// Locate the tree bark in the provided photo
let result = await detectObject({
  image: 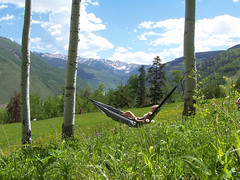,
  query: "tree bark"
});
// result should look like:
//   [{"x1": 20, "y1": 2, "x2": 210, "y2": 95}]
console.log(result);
[
  {"x1": 62, "y1": 0, "x2": 81, "y2": 138},
  {"x1": 21, "y1": 0, "x2": 32, "y2": 144},
  {"x1": 183, "y1": 0, "x2": 196, "y2": 116}
]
